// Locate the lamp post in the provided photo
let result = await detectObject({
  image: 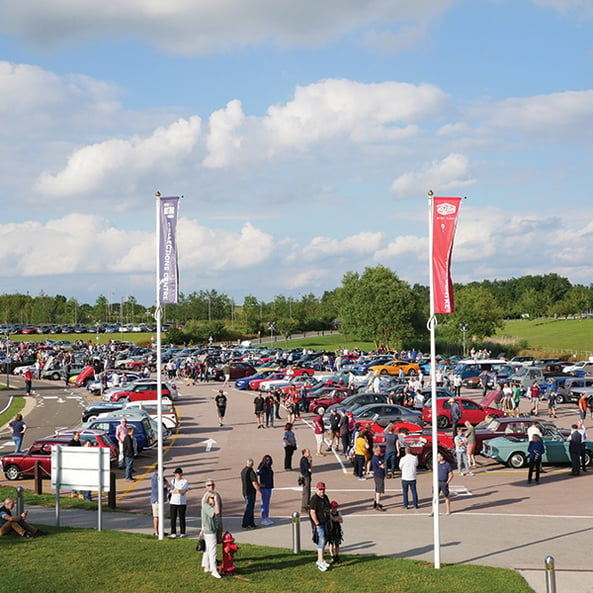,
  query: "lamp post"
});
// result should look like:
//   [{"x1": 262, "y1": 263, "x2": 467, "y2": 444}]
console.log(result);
[{"x1": 459, "y1": 323, "x2": 468, "y2": 357}]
